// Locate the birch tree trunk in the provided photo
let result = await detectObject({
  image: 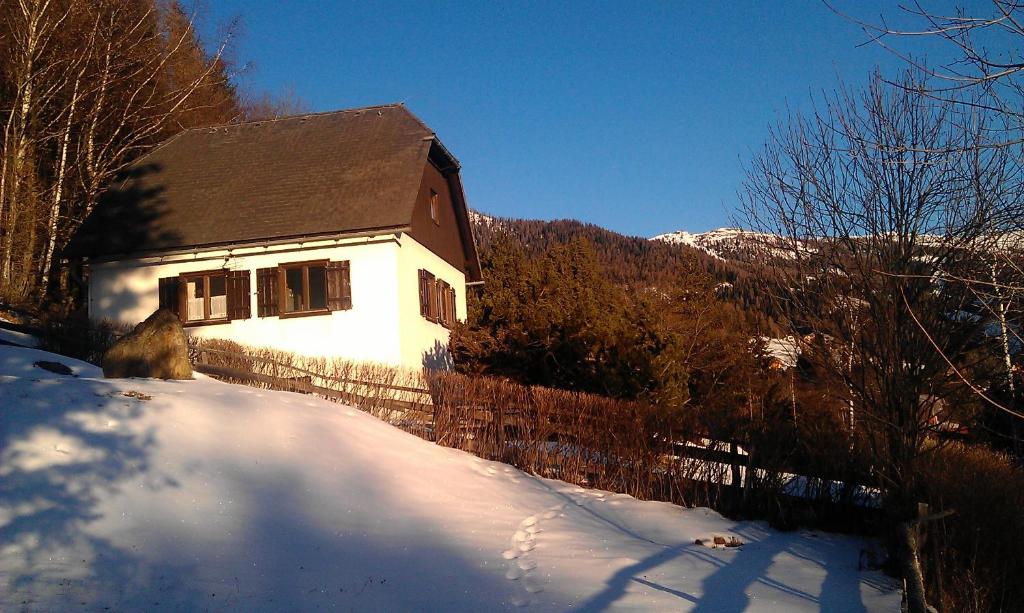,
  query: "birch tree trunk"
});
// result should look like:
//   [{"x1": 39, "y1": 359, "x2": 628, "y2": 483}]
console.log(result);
[{"x1": 40, "y1": 70, "x2": 83, "y2": 290}]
